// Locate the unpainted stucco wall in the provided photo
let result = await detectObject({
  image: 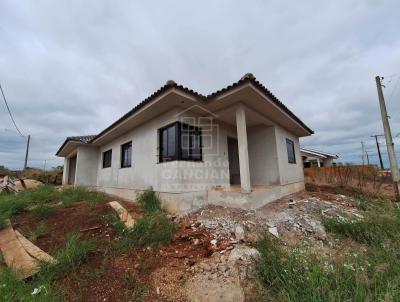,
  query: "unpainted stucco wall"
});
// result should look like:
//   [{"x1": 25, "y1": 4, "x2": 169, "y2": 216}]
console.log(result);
[
  {"x1": 275, "y1": 125, "x2": 304, "y2": 185},
  {"x1": 96, "y1": 108, "x2": 237, "y2": 193},
  {"x1": 247, "y1": 125, "x2": 280, "y2": 185},
  {"x1": 75, "y1": 146, "x2": 99, "y2": 186}
]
